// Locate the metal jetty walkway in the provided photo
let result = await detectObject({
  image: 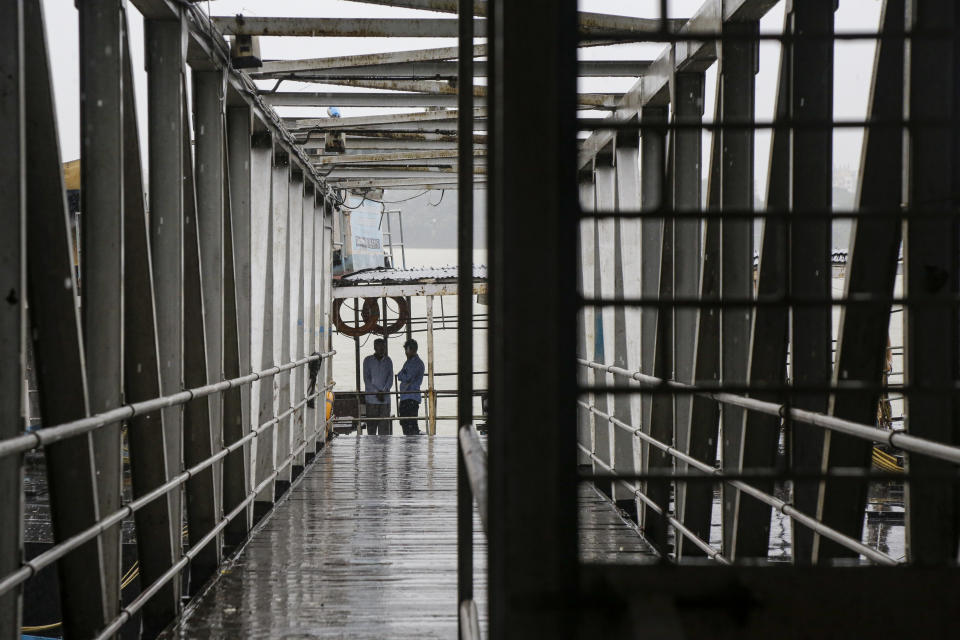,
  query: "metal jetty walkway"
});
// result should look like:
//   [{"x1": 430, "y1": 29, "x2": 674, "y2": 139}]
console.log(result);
[{"x1": 165, "y1": 437, "x2": 650, "y2": 639}]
